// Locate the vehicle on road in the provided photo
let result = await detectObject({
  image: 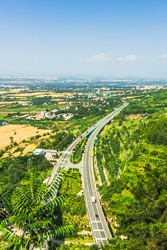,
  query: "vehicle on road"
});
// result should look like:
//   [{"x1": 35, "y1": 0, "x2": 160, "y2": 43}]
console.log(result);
[
  {"x1": 91, "y1": 196, "x2": 96, "y2": 203},
  {"x1": 80, "y1": 135, "x2": 82, "y2": 138},
  {"x1": 95, "y1": 214, "x2": 98, "y2": 218}
]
